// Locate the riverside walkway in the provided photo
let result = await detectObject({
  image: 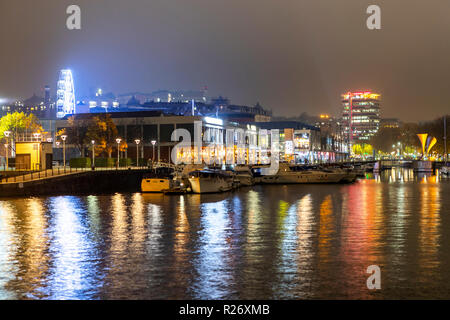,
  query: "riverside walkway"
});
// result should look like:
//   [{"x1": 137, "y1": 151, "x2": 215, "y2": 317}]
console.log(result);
[
  {"x1": 0, "y1": 162, "x2": 174, "y2": 185},
  {"x1": 0, "y1": 166, "x2": 151, "y2": 184},
  {"x1": 0, "y1": 166, "x2": 158, "y2": 197}
]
